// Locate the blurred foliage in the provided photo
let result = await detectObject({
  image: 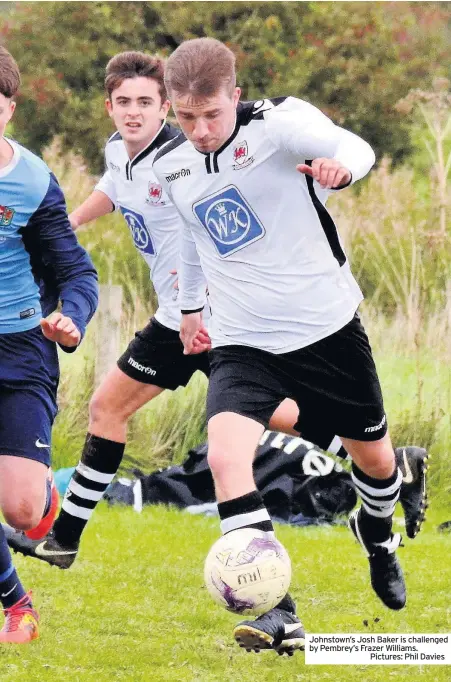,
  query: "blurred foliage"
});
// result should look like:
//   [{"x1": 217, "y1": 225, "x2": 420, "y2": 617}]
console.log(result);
[{"x1": 0, "y1": 1, "x2": 449, "y2": 172}]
